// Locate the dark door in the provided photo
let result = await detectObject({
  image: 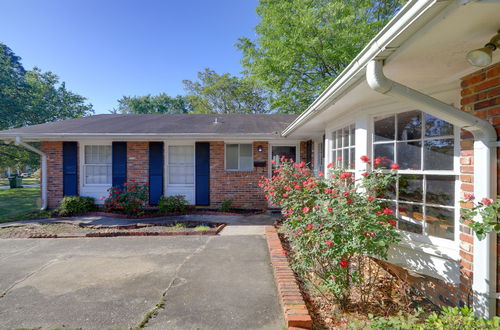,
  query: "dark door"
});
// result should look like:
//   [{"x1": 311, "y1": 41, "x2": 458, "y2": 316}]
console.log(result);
[
  {"x1": 149, "y1": 142, "x2": 164, "y2": 205},
  {"x1": 195, "y1": 142, "x2": 210, "y2": 205}
]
